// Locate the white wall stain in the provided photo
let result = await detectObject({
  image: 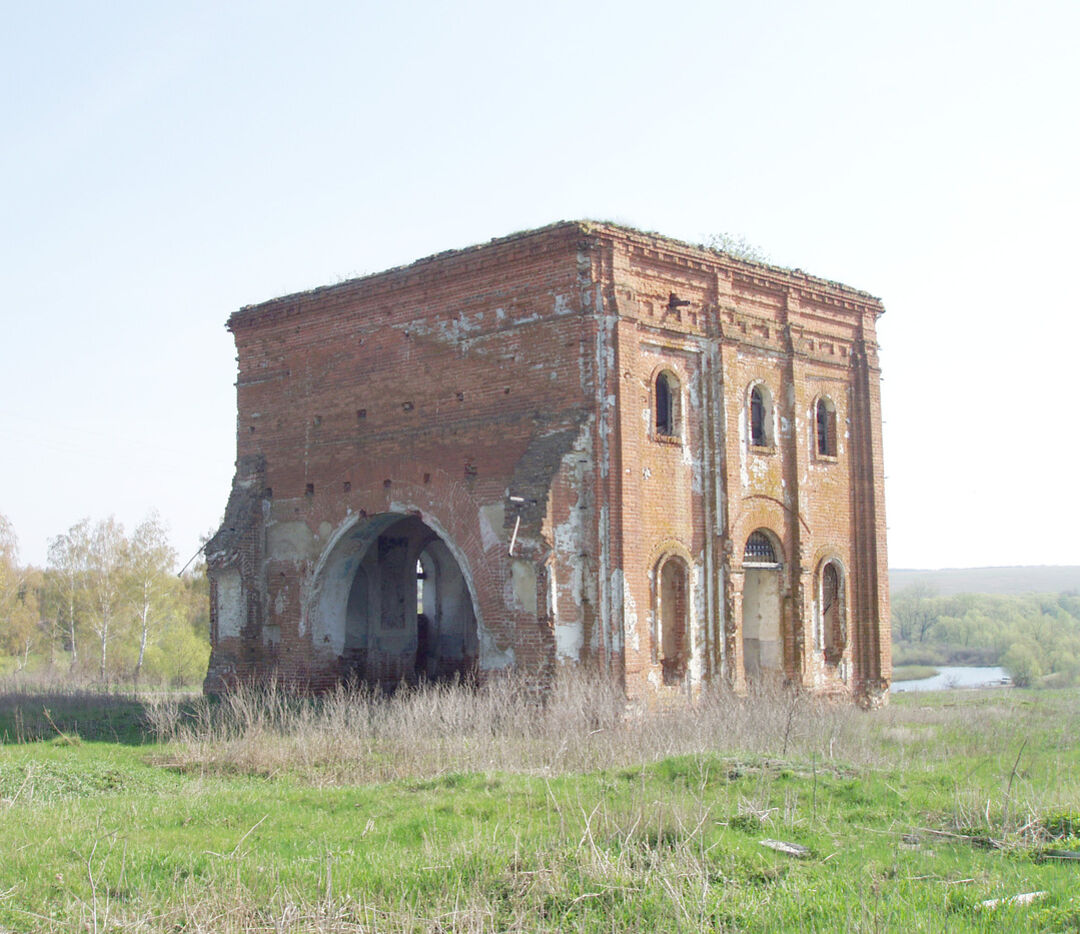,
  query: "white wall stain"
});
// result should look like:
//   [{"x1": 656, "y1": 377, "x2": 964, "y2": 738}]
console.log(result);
[{"x1": 622, "y1": 572, "x2": 639, "y2": 652}]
